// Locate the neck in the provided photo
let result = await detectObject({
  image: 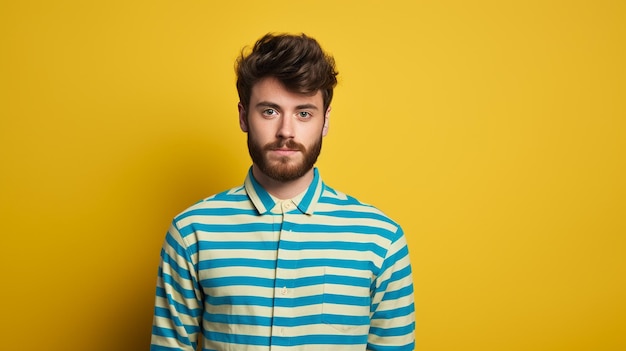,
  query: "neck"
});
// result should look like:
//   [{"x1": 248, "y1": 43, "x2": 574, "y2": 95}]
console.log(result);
[{"x1": 252, "y1": 165, "x2": 314, "y2": 200}]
